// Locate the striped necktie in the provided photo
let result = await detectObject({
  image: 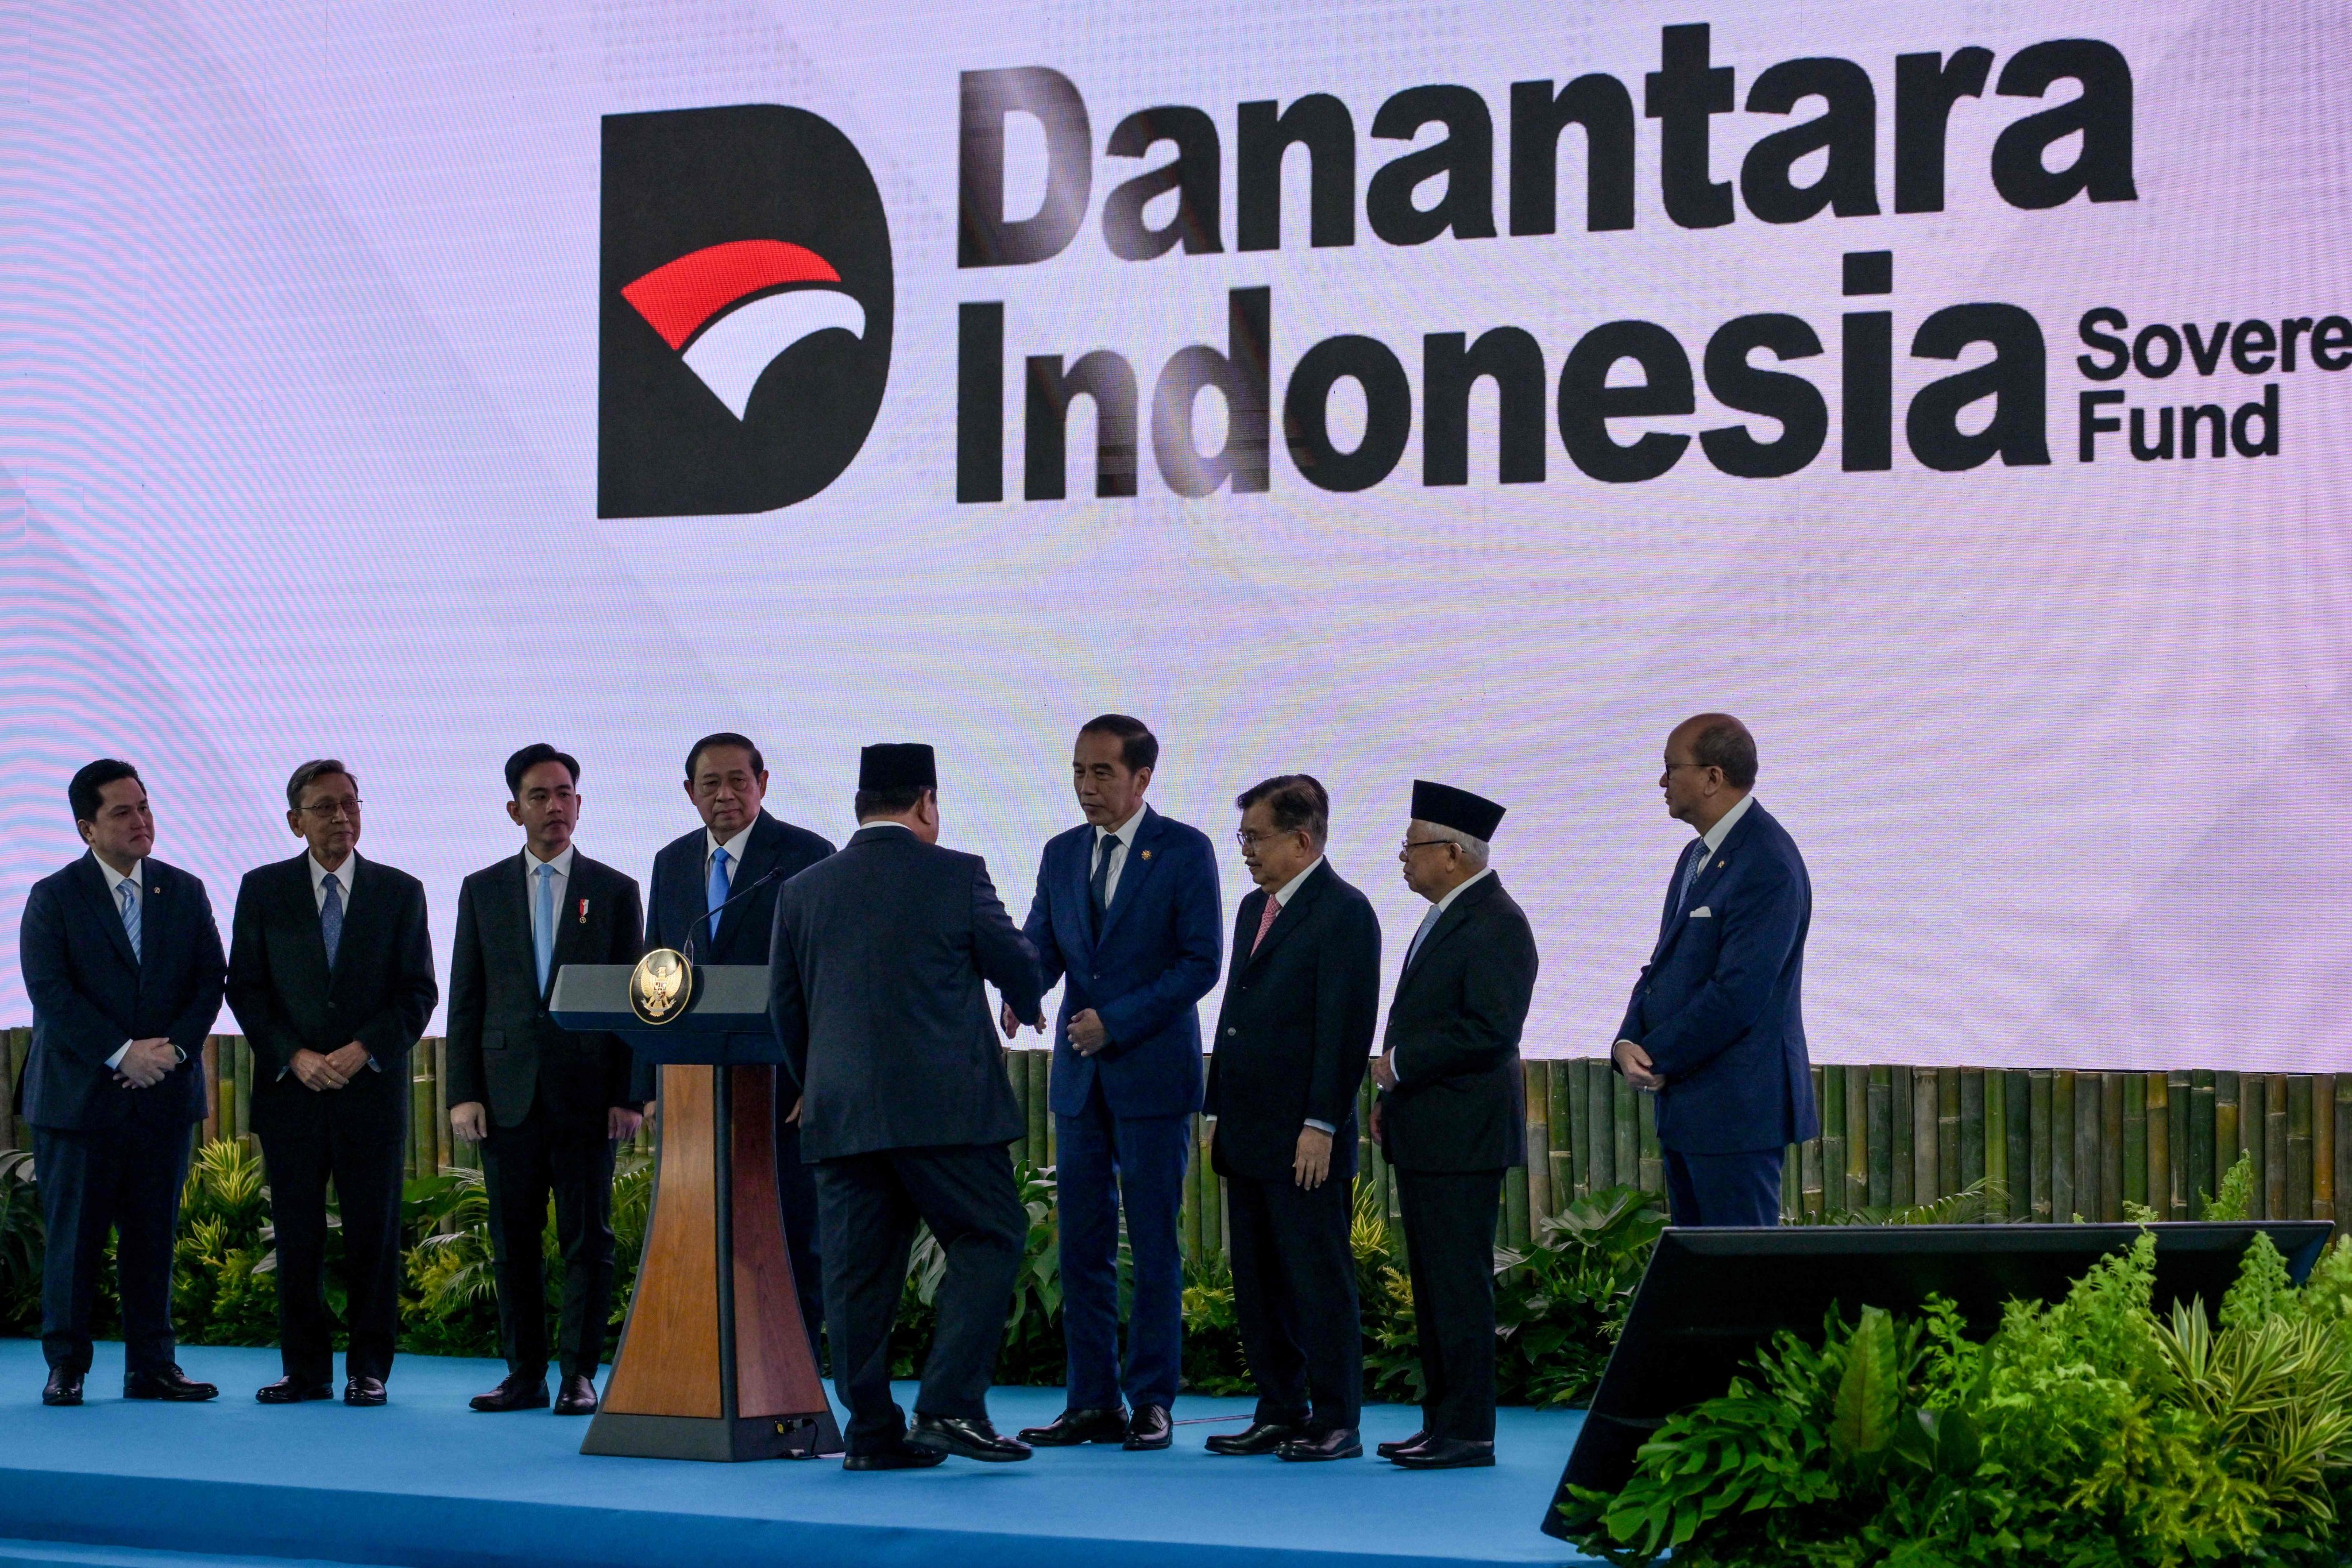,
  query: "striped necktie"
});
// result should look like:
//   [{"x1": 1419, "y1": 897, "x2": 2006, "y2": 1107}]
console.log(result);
[{"x1": 117, "y1": 879, "x2": 142, "y2": 962}]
